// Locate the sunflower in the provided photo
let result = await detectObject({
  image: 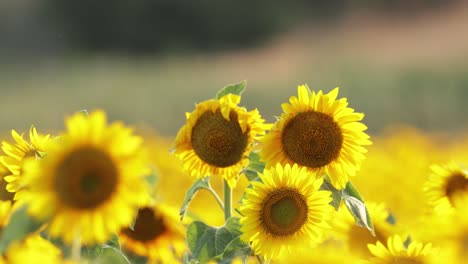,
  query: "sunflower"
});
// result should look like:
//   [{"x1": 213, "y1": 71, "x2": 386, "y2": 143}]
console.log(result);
[
  {"x1": 119, "y1": 203, "x2": 186, "y2": 263},
  {"x1": 240, "y1": 163, "x2": 333, "y2": 260},
  {"x1": 174, "y1": 93, "x2": 269, "y2": 188},
  {"x1": 423, "y1": 161, "x2": 468, "y2": 214},
  {"x1": 368, "y1": 235, "x2": 436, "y2": 264},
  {"x1": 21, "y1": 110, "x2": 150, "y2": 245},
  {"x1": 0, "y1": 126, "x2": 50, "y2": 196},
  {"x1": 260, "y1": 85, "x2": 371, "y2": 189},
  {"x1": 1, "y1": 235, "x2": 67, "y2": 264},
  {"x1": 332, "y1": 202, "x2": 398, "y2": 258},
  {"x1": 0, "y1": 164, "x2": 14, "y2": 202},
  {"x1": 0, "y1": 199, "x2": 13, "y2": 226},
  {"x1": 420, "y1": 198, "x2": 468, "y2": 264}
]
